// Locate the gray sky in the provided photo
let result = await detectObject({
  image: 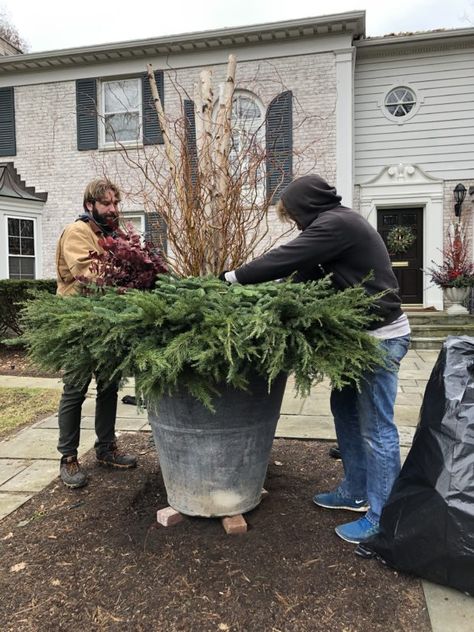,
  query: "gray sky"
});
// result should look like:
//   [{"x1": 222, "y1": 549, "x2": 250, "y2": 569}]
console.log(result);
[{"x1": 3, "y1": 0, "x2": 474, "y2": 53}]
